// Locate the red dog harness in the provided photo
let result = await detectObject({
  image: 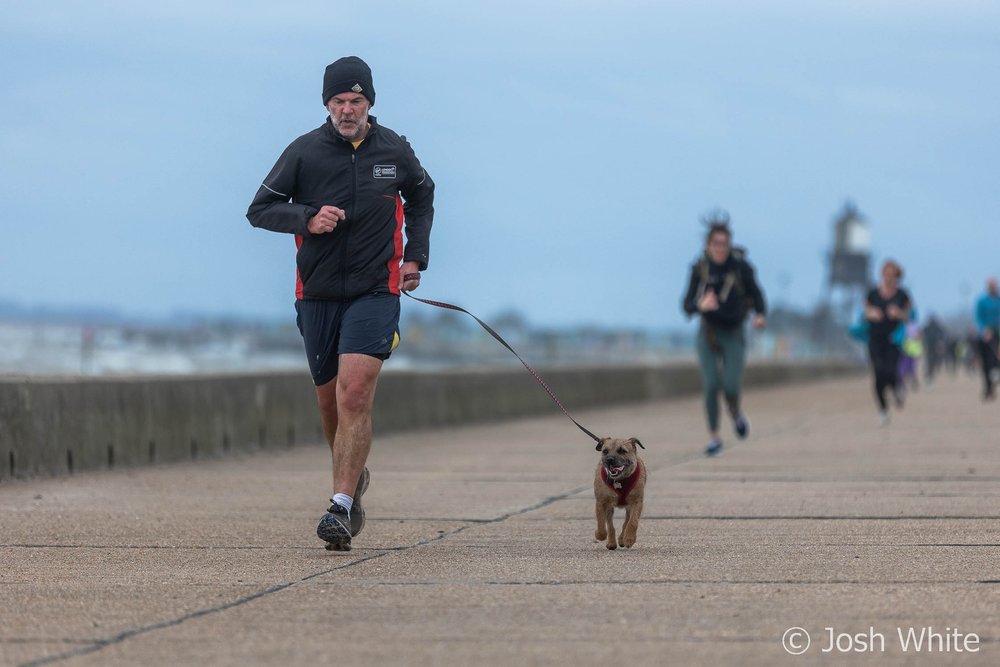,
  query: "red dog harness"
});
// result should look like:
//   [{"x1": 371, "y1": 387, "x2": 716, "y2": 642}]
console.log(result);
[{"x1": 600, "y1": 460, "x2": 643, "y2": 507}]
